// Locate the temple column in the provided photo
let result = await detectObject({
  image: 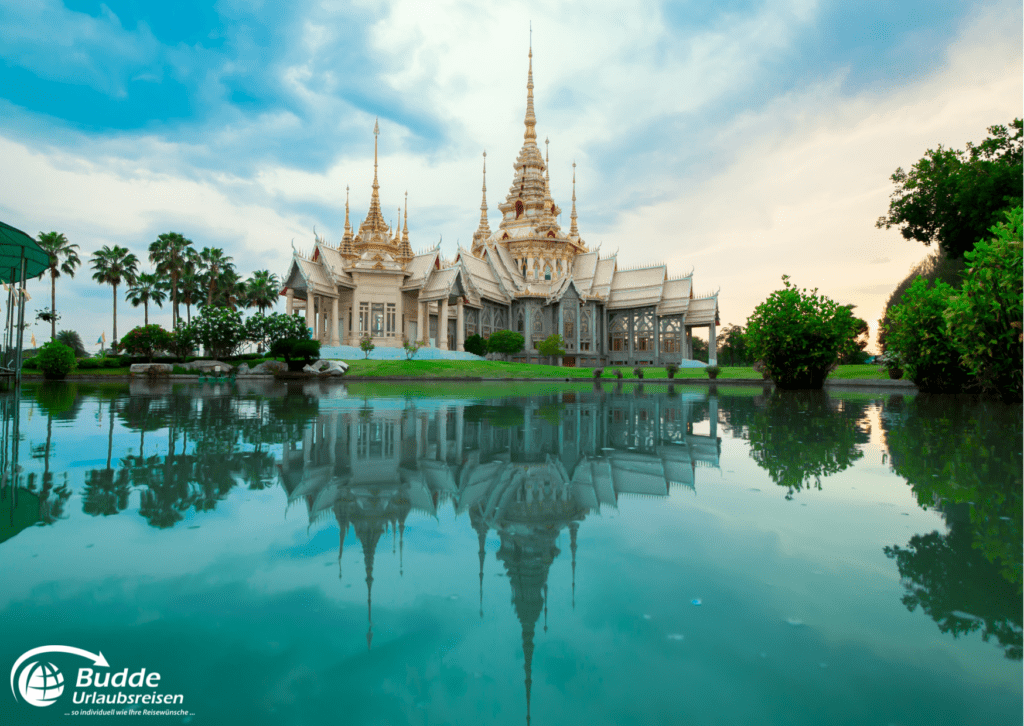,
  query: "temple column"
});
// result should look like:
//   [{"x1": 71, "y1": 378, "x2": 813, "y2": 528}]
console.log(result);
[
  {"x1": 708, "y1": 322, "x2": 717, "y2": 366},
  {"x1": 329, "y1": 413, "x2": 338, "y2": 466},
  {"x1": 654, "y1": 314, "x2": 660, "y2": 365},
  {"x1": 439, "y1": 297, "x2": 450, "y2": 350},
  {"x1": 524, "y1": 304, "x2": 532, "y2": 360},
  {"x1": 417, "y1": 301, "x2": 426, "y2": 344},
  {"x1": 456, "y1": 297, "x2": 465, "y2": 352},
  {"x1": 396, "y1": 291, "x2": 404, "y2": 341},
  {"x1": 685, "y1": 327, "x2": 693, "y2": 359},
  {"x1": 436, "y1": 407, "x2": 447, "y2": 461},
  {"x1": 331, "y1": 297, "x2": 341, "y2": 346},
  {"x1": 557, "y1": 303, "x2": 564, "y2": 366},
  {"x1": 576, "y1": 302, "x2": 581, "y2": 355},
  {"x1": 286, "y1": 289, "x2": 294, "y2": 315},
  {"x1": 709, "y1": 393, "x2": 718, "y2": 440},
  {"x1": 305, "y1": 294, "x2": 313, "y2": 334},
  {"x1": 455, "y1": 405, "x2": 464, "y2": 456},
  {"x1": 349, "y1": 415, "x2": 358, "y2": 462}
]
